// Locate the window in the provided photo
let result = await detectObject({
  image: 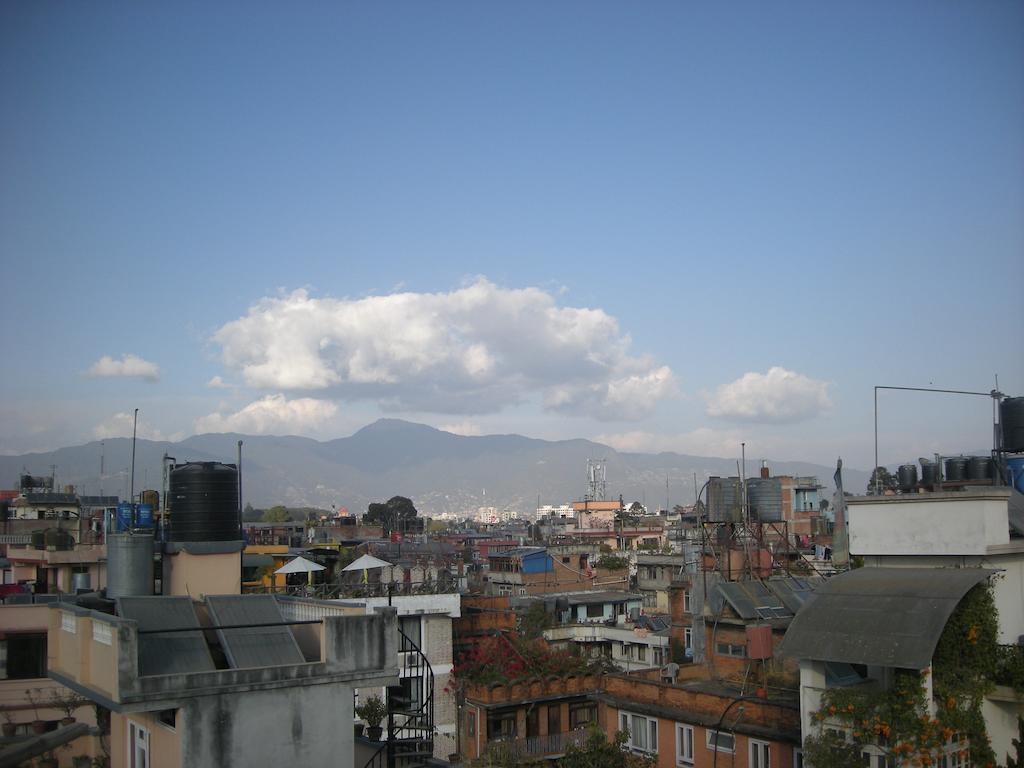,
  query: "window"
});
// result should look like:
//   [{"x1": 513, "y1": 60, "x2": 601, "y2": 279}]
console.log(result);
[
  {"x1": 637, "y1": 645, "x2": 646, "y2": 662},
  {"x1": 706, "y1": 729, "x2": 735, "y2": 753},
  {"x1": 684, "y1": 627, "x2": 693, "y2": 651},
  {"x1": 0, "y1": 633, "x2": 47, "y2": 679},
  {"x1": 750, "y1": 739, "x2": 771, "y2": 768},
  {"x1": 547, "y1": 704, "x2": 561, "y2": 735},
  {"x1": 619, "y1": 711, "x2": 658, "y2": 753},
  {"x1": 128, "y1": 721, "x2": 149, "y2": 768},
  {"x1": 676, "y1": 723, "x2": 694, "y2": 766},
  {"x1": 715, "y1": 642, "x2": 745, "y2": 658},
  {"x1": 399, "y1": 616, "x2": 421, "y2": 651},
  {"x1": 793, "y1": 749, "x2": 804, "y2": 768},
  {"x1": 586, "y1": 604, "x2": 604, "y2": 619},
  {"x1": 683, "y1": 590, "x2": 692, "y2": 612},
  {"x1": 570, "y1": 703, "x2": 596, "y2": 729},
  {"x1": 157, "y1": 709, "x2": 176, "y2": 730},
  {"x1": 467, "y1": 711, "x2": 476, "y2": 737}
]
